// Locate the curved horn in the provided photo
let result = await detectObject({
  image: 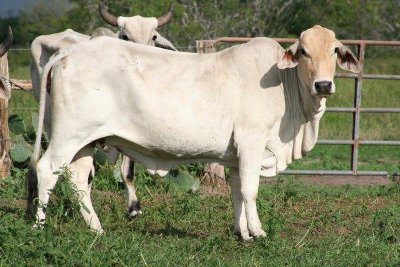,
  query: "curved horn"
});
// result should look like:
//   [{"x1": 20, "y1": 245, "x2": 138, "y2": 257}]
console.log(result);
[
  {"x1": 99, "y1": 3, "x2": 119, "y2": 27},
  {"x1": 157, "y1": 3, "x2": 173, "y2": 27},
  {"x1": 0, "y1": 27, "x2": 13, "y2": 58}
]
